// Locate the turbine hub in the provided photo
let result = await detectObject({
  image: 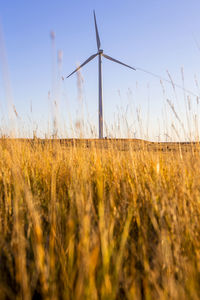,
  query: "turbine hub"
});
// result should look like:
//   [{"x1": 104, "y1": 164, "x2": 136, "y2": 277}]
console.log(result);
[{"x1": 99, "y1": 49, "x2": 103, "y2": 54}]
